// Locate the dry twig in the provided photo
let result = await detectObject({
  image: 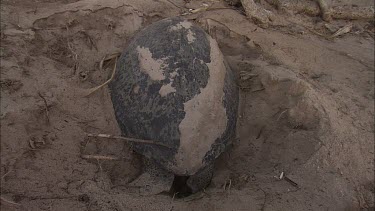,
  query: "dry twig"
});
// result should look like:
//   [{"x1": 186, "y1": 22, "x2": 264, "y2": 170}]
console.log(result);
[
  {"x1": 251, "y1": 87, "x2": 265, "y2": 92},
  {"x1": 276, "y1": 109, "x2": 288, "y2": 121},
  {"x1": 183, "y1": 4, "x2": 245, "y2": 16},
  {"x1": 240, "y1": 71, "x2": 258, "y2": 81},
  {"x1": 84, "y1": 55, "x2": 119, "y2": 97},
  {"x1": 256, "y1": 125, "x2": 265, "y2": 139},
  {"x1": 183, "y1": 192, "x2": 205, "y2": 202},
  {"x1": 80, "y1": 31, "x2": 97, "y2": 51},
  {"x1": 86, "y1": 133, "x2": 171, "y2": 148},
  {"x1": 171, "y1": 192, "x2": 179, "y2": 201},
  {"x1": 99, "y1": 53, "x2": 120, "y2": 71},
  {"x1": 81, "y1": 154, "x2": 120, "y2": 160},
  {"x1": 1, "y1": 169, "x2": 12, "y2": 181},
  {"x1": 258, "y1": 188, "x2": 268, "y2": 211},
  {"x1": 284, "y1": 176, "x2": 299, "y2": 187},
  {"x1": 1, "y1": 195, "x2": 21, "y2": 206},
  {"x1": 330, "y1": 23, "x2": 353, "y2": 38},
  {"x1": 223, "y1": 179, "x2": 232, "y2": 191},
  {"x1": 38, "y1": 92, "x2": 50, "y2": 123}
]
